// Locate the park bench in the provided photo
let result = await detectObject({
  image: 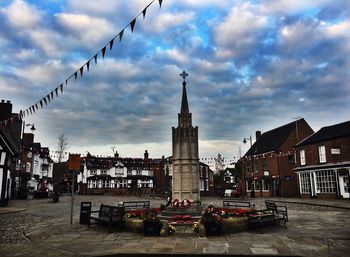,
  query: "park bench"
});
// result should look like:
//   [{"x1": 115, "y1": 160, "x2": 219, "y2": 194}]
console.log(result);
[
  {"x1": 265, "y1": 200, "x2": 288, "y2": 227},
  {"x1": 88, "y1": 204, "x2": 125, "y2": 233},
  {"x1": 247, "y1": 201, "x2": 288, "y2": 229},
  {"x1": 122, "y1": 201, "x2": 150, "y2": 210},
  {"x1": 223, "y1": 200, "x2": 255, "y2": 209}
]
